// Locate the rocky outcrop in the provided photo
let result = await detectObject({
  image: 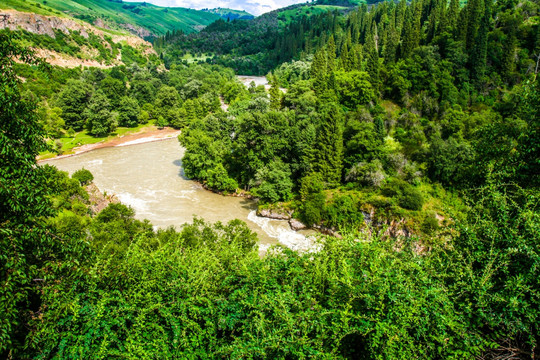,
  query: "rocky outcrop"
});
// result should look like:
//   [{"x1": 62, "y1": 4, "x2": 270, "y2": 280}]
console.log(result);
[
  {"x1": 312, "y1": 224, "x2": 342, "y2": 239},
  {"x1": 121, "y1": 23, "x2": 152, "y2": 39},
  {"x1": 0, "y1": 9, "x2": 89, "y2": 38},
  {"x1": 93, "y1": 18, "x2": 109, "y2": 29},
  {"x1": 256, "y1": 208, "x2": 292, "y2": 220},
  {"x1": 0, "y1": 9, "x2": 156, "y2": 57},
  {"x1": 289, "y1": 218, "x2": 306, "y2": 231},
  {"x1": 381, "y1": 218, "x2": 411, "y2": 238},
  {"x1": 85, "y1": 183, "x2": 119, "y2": 215},
  {"x1": 30, "y1": 47, "x2": 116, "y2": 68}
]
